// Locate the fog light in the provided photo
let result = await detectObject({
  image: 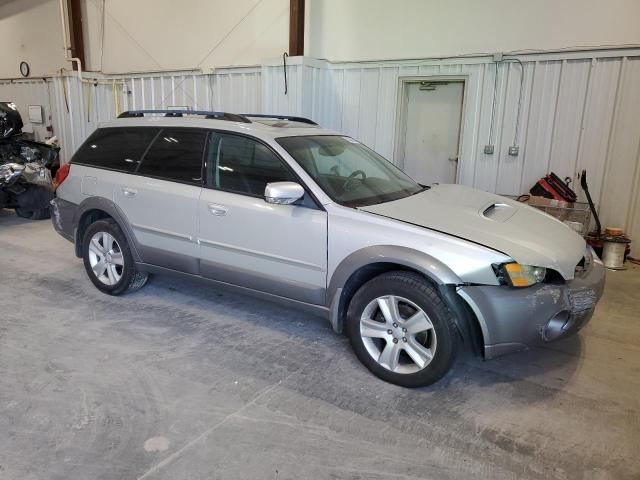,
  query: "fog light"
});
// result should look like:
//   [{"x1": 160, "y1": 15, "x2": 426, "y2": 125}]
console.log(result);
[{"x1": 543, "y1": 310, "x2": 571, "y2": 341}]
